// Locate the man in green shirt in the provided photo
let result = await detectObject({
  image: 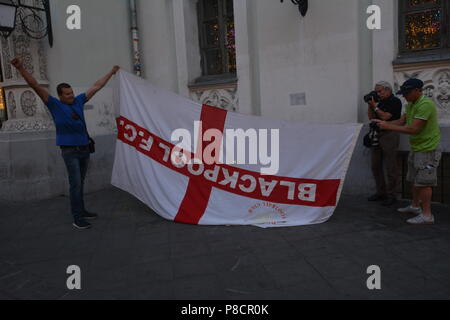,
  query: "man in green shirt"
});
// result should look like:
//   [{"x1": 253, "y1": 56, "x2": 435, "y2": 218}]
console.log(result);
[{"x1": 374, "y1": 78, "x2": 441, "y2": 225}]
